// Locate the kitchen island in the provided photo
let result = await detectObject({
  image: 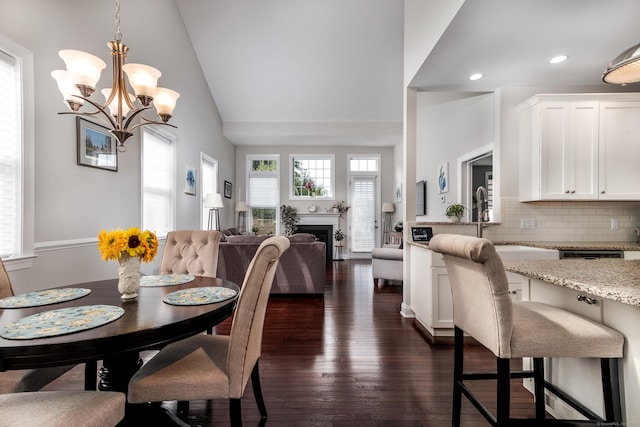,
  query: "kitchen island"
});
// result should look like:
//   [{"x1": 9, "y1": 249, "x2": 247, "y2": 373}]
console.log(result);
[{"x1": 504, "y1": 258, "x2": 640, "y2": 424}]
